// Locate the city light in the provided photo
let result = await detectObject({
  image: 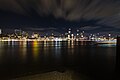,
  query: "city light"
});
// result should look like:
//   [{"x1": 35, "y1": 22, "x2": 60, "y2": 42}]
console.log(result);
[{"x1": 0, "y1": 28, "x2": 117, "y2": 44}]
